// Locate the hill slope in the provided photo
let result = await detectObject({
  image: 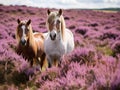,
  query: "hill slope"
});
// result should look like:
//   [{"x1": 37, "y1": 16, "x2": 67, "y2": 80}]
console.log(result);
[{"x1": 0, "y1": 5, "x2": 120, "y2": 90}]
